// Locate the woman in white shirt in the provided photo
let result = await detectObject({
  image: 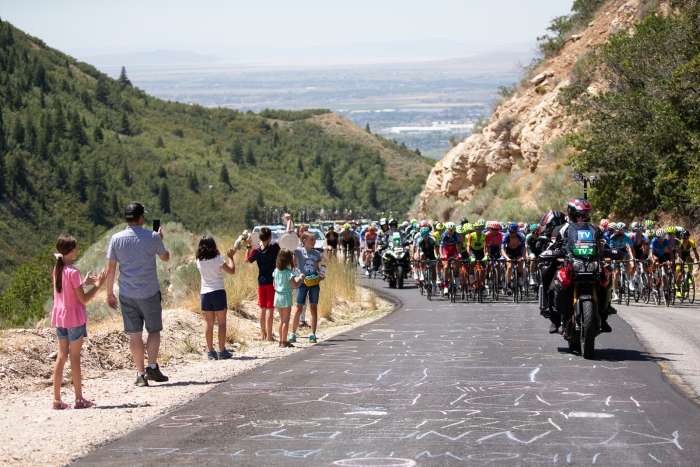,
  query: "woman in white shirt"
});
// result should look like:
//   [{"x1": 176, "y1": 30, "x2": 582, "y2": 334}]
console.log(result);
[{"x1": 196, "y1": 236, "x2": 235, "y2": 360}]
